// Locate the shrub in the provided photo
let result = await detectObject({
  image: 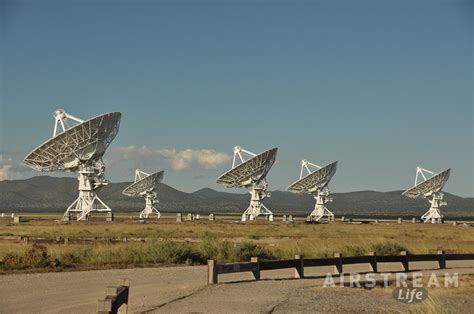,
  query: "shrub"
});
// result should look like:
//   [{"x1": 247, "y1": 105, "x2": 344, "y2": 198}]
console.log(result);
[
  {"x1": 23, "y1": 244, "x2": 51, "y2": 268},
  {"x1": 1, "y1": 253, "x2": 24, "y2": 270},
  {"x1": 59, "y1": 252, "x2": 82, "y2": 267},
  {"x1": 371, "y1": 242, "x2": 409, "y2": 256},
  {"x1": 234, "y1": 241, "x2": 273, "y2": 261}
]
